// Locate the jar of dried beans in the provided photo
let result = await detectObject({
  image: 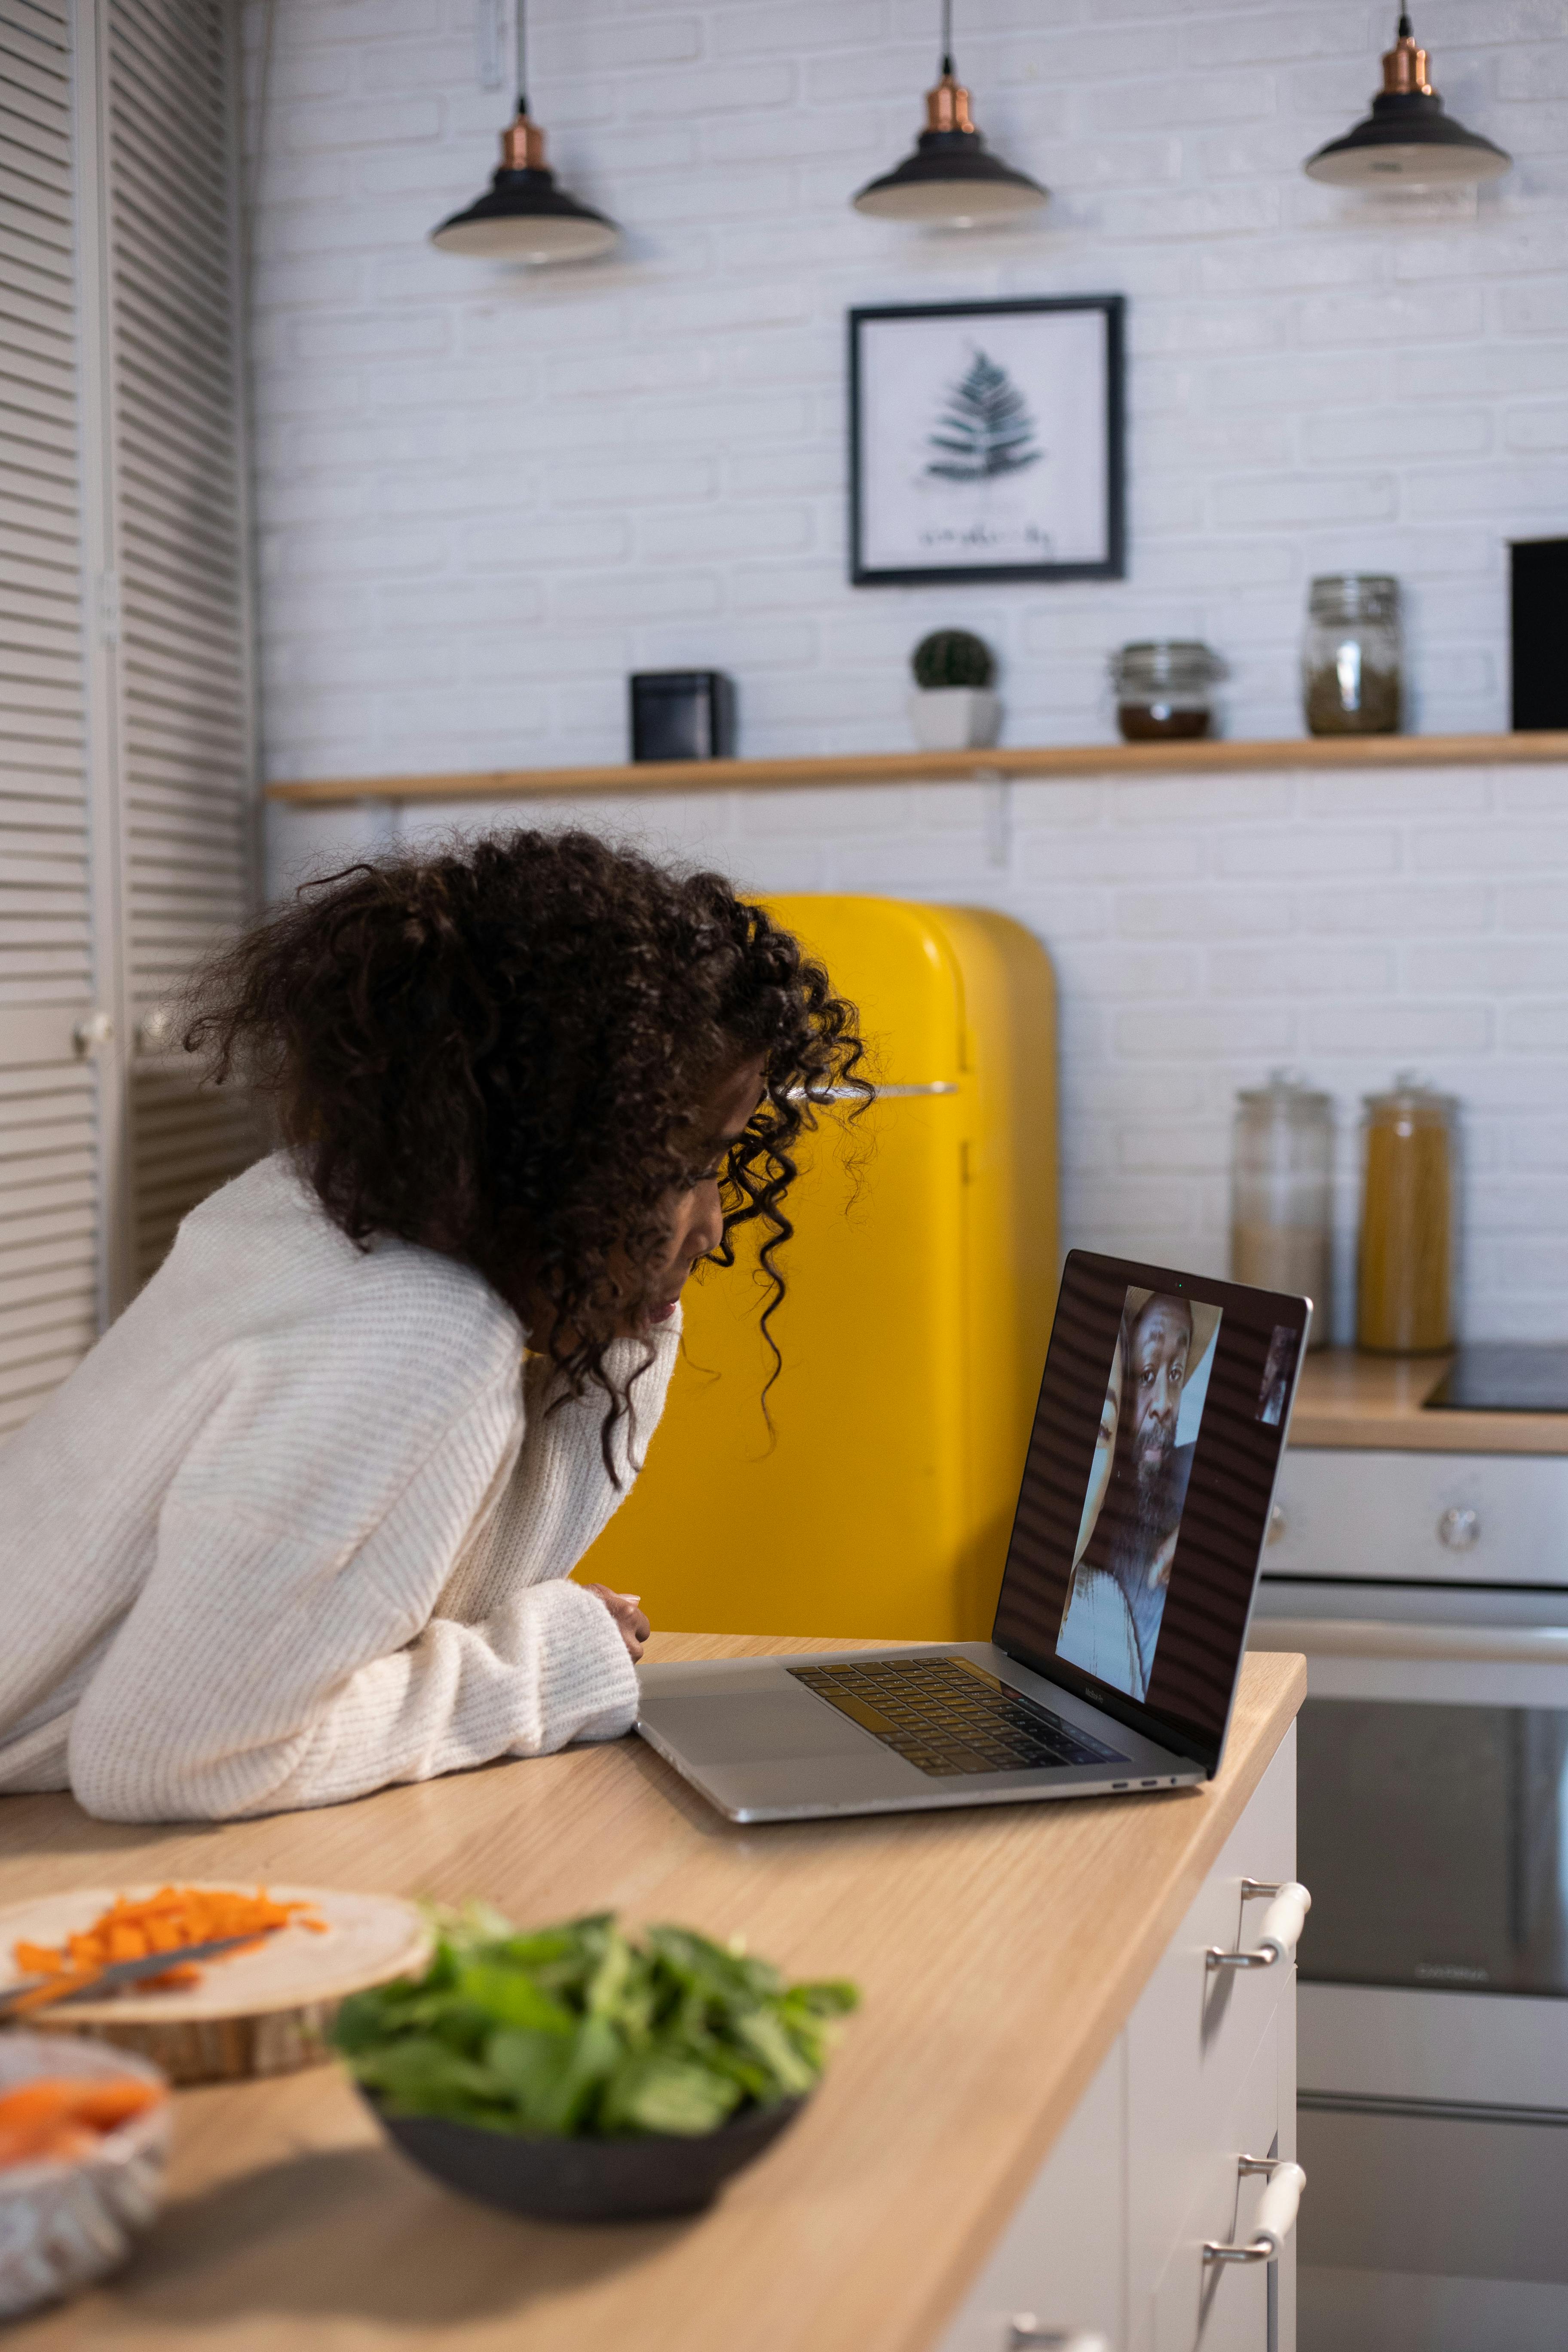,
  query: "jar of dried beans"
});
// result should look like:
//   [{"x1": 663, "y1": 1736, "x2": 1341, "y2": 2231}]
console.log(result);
[{"x1": 1302, "y1": 574, "x2": 1402, "y2": 736}]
